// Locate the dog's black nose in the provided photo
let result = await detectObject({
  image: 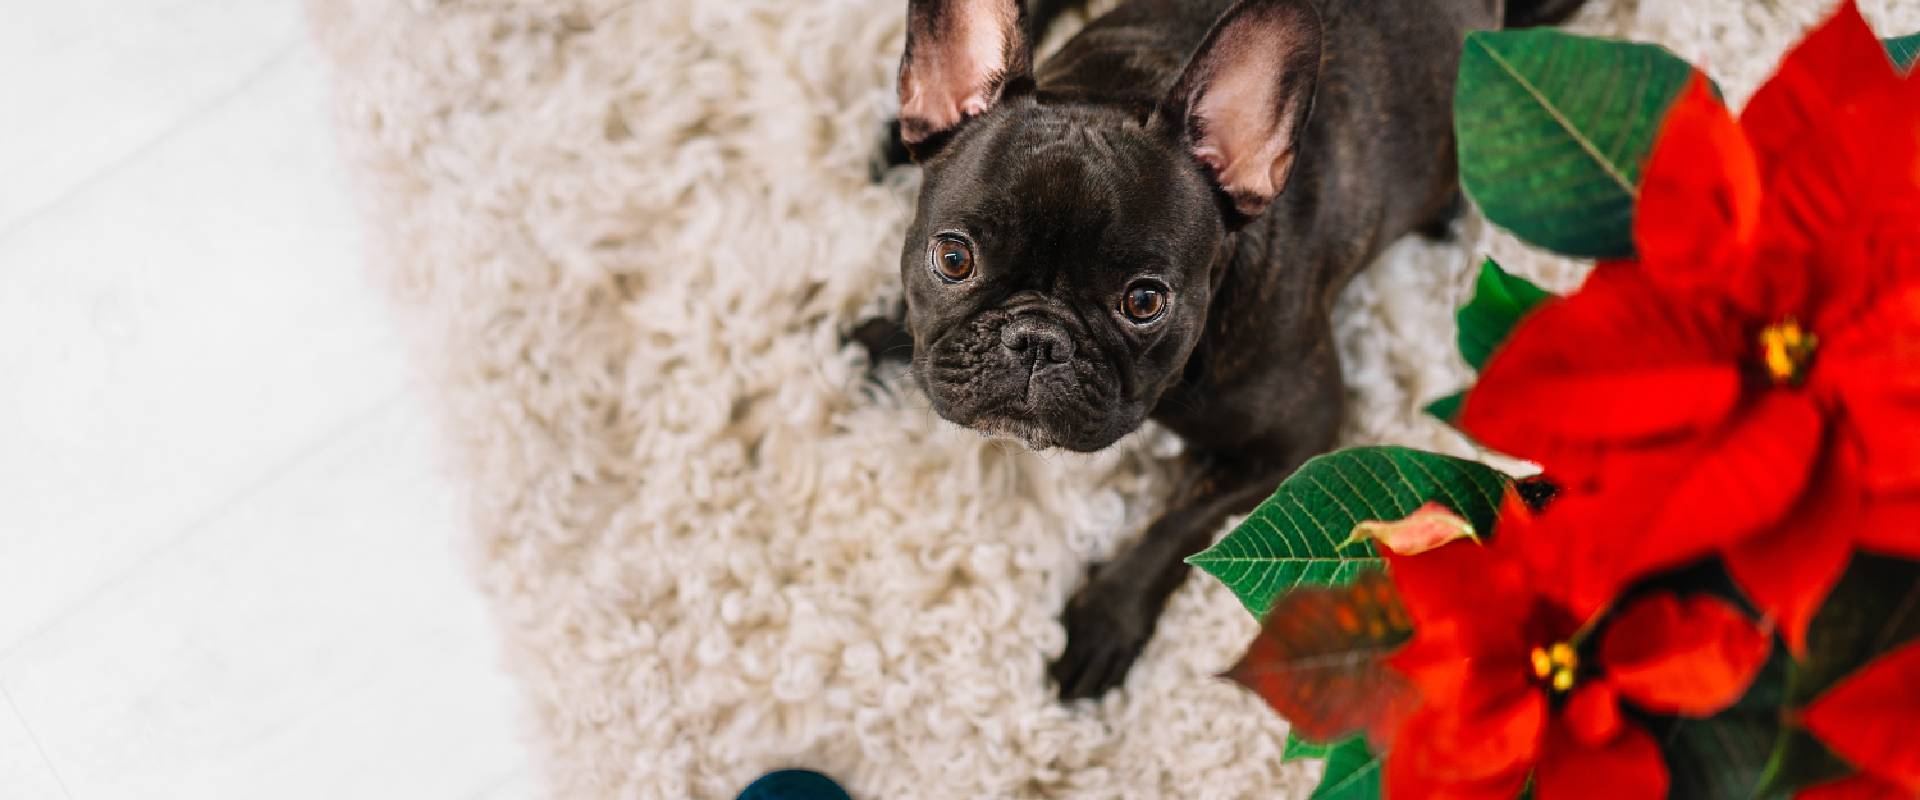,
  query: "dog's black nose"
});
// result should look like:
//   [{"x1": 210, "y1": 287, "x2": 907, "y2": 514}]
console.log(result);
[{"x1": 1000, "y1": 318, "x2": 1073, "y2": 364}]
